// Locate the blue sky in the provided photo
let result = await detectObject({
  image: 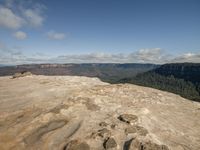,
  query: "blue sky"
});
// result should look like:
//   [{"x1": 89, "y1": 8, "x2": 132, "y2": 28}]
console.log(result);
[{"x1": 0, "y1": 0, "x2": 200, "y2": 64}]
